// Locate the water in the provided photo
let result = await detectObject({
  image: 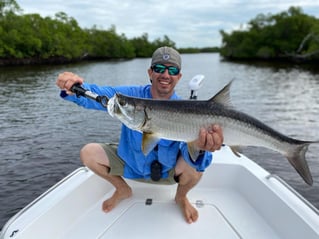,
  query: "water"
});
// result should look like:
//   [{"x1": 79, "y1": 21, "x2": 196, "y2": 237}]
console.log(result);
[{"x1": 1, "y1": 54, "x2": 319, "y2": 229}]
